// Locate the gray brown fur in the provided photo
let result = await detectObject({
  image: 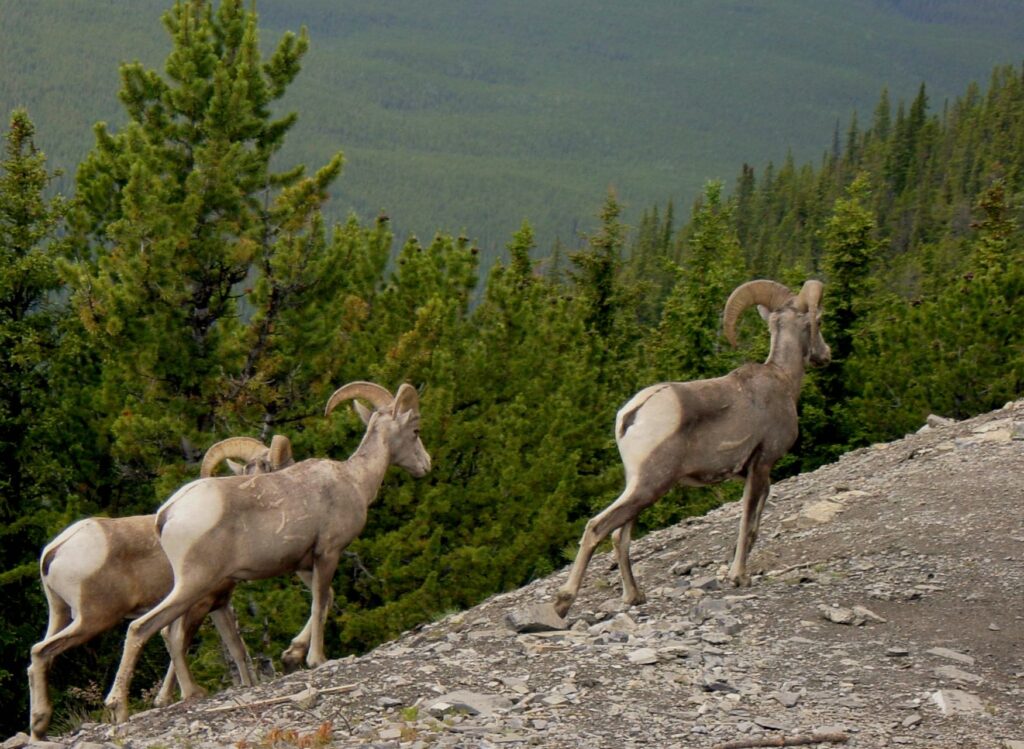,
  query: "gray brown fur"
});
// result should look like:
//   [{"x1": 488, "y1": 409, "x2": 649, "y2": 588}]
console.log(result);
[
  {"x1": 102, "y1": 382, "x2": 430, "y2": 724},
  {"x1": 27, "y1": 436, "x2": 292, "y2": 739},
  {"x1": 553, "y1": 280, "x2": 830, "y2": 617}
]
